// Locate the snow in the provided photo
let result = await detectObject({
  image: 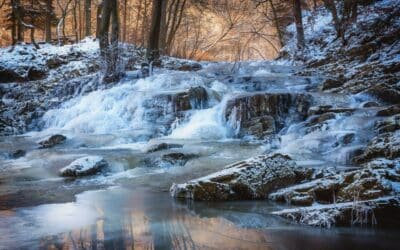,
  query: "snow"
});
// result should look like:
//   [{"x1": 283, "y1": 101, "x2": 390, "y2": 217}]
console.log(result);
[
  {"x1": 0, "y1": 37, "x2": 99, "y2": 78},
  {"x1": 59, "y1": 155, "x2": 107, "y2": 176}
]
